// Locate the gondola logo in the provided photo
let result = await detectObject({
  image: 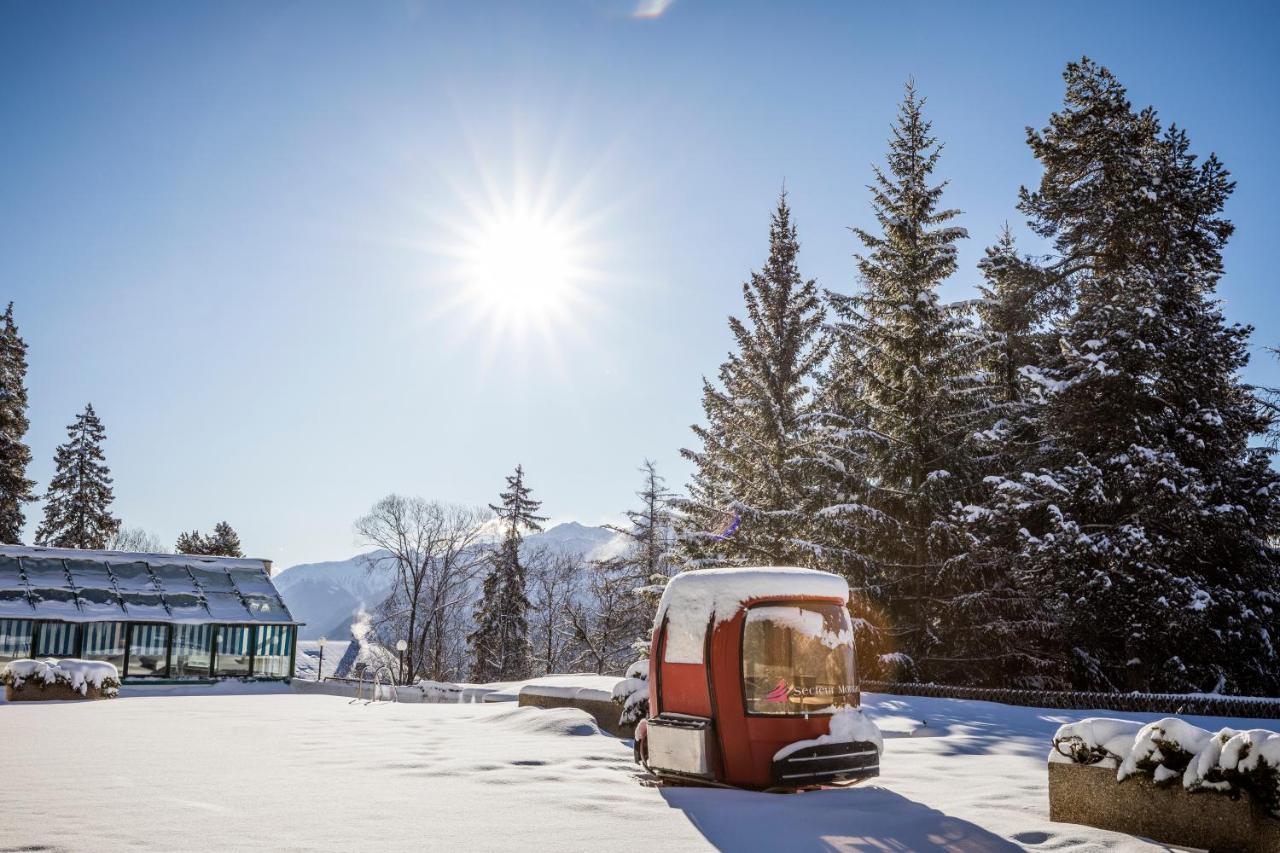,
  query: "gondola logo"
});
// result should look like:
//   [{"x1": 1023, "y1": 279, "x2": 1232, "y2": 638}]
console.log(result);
[{"x1": 764, "y1": 679, "x2": 790, "y2": 702}]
